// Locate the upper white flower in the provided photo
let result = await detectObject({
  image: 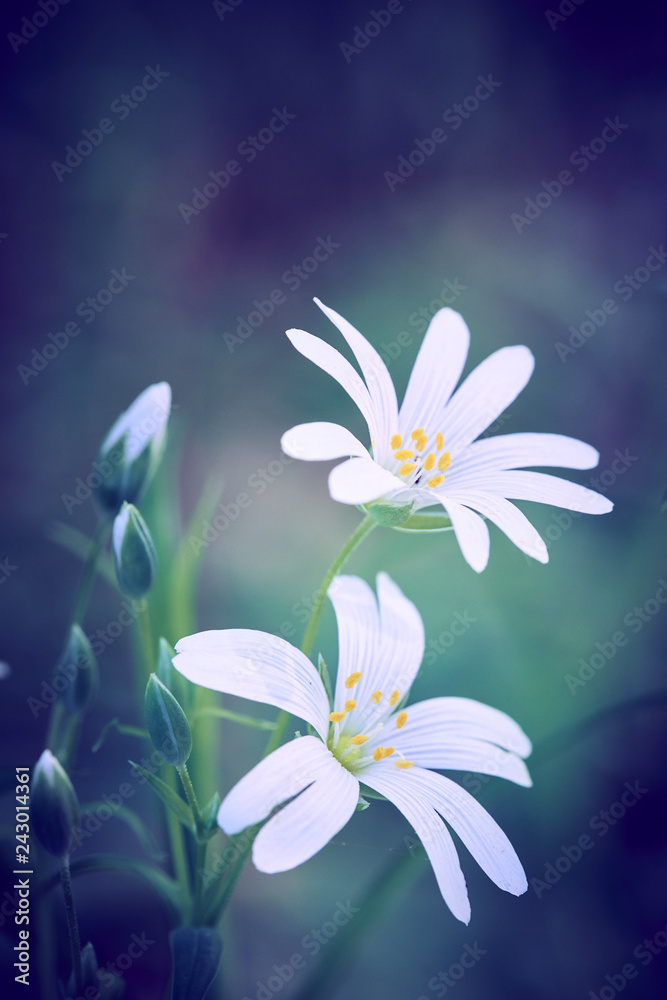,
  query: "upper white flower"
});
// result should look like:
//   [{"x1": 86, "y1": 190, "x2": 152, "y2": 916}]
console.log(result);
[
  {"x1": 281, "y1": 300, "x2": 613, "y2": 572},
  {"x1": 173, "y1": 573, "x2": 531, "y2": 923}
]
